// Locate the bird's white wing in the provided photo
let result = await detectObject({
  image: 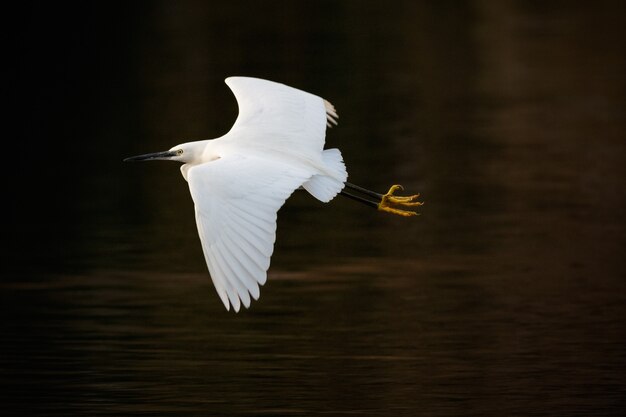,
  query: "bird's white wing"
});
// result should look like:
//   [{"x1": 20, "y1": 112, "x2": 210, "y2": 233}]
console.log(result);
[
  {"x1": 224, "y1": 77, "x2": 338, "y2": 159},
  {"x1": 187, "y1": 153, "x2": 312, "y2": 312}
]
